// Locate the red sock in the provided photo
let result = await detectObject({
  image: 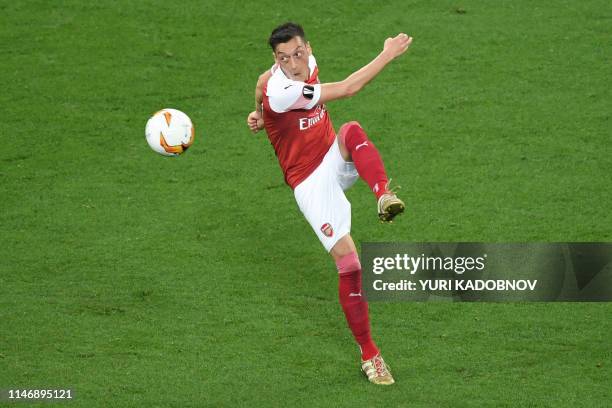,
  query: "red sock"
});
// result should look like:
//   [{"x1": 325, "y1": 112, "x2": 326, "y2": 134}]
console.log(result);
[
  {"x1": 339, "y1": 121, "x2": 389, "y2": 200},
  {"x1": 336, "y1": 252, "x2": 379, "y2": 361}
]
